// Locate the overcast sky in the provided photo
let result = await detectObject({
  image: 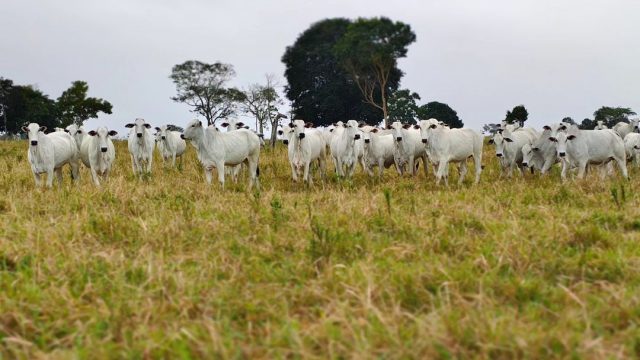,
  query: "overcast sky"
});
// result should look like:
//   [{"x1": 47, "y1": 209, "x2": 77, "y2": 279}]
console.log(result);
[{"x1": 2, "y1": 0, "x2": 639, "y2": 133}]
